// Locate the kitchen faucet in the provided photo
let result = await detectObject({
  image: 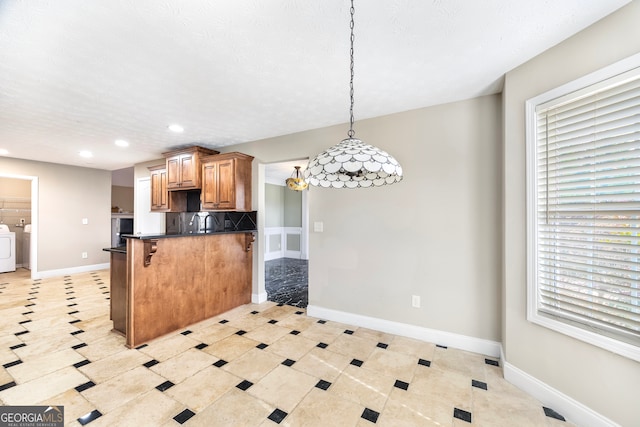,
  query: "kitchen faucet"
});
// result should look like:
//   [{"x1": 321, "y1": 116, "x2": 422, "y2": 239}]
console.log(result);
[{"x1": 204, "y1": 214, "x2": 220, "y2": 233}]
